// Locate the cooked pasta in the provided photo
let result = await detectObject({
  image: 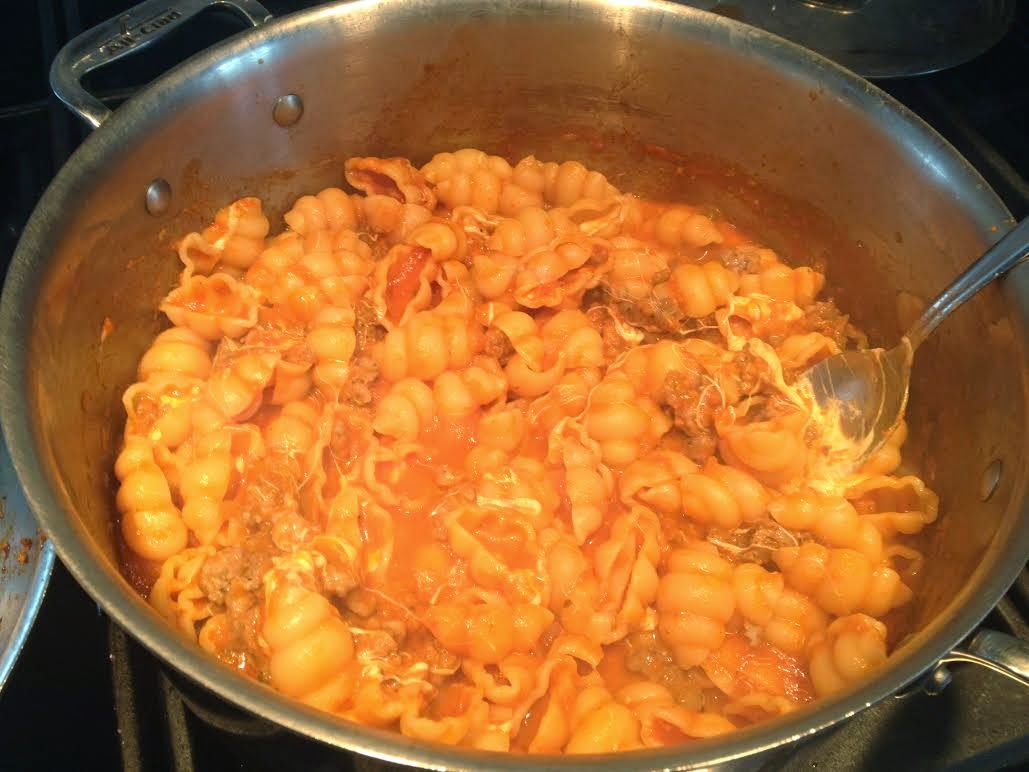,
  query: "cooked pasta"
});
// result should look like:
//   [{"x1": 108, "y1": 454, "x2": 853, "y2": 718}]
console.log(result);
[{"x1": 115, "y1": 149, "x2": 938, "y2": 753}]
